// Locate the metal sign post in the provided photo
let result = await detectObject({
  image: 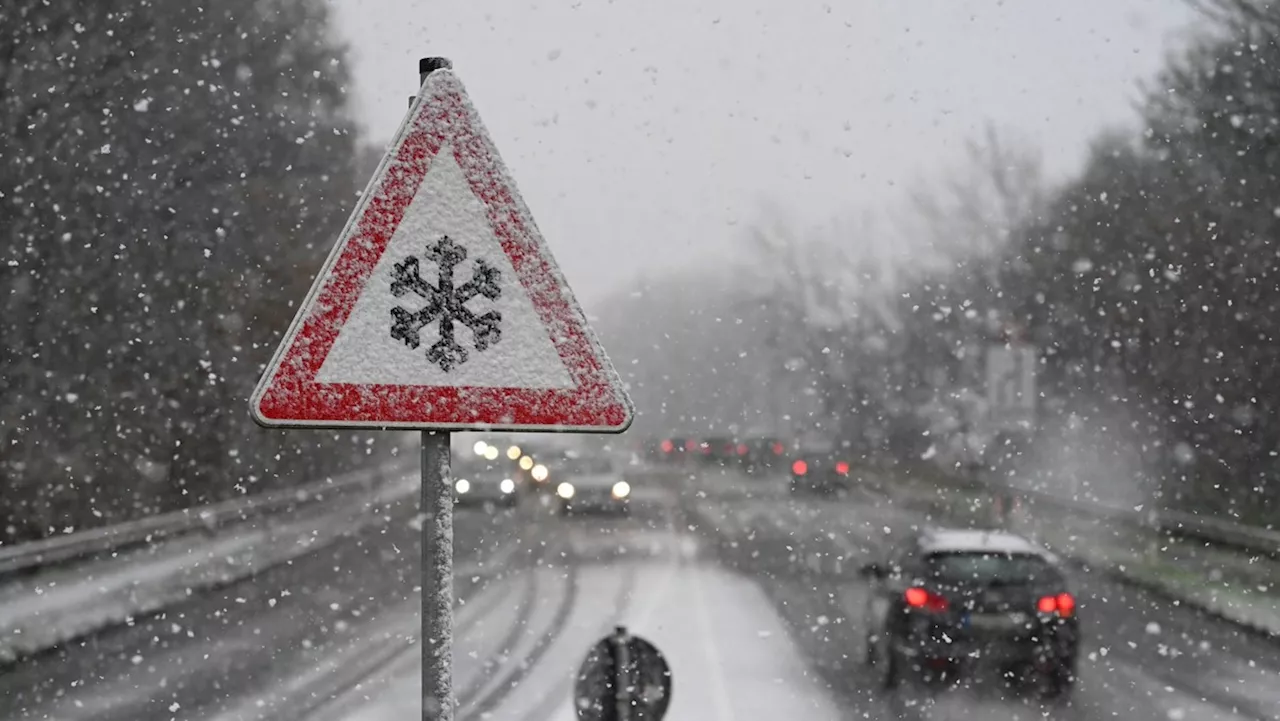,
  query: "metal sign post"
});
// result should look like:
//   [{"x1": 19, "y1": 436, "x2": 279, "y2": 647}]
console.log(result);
[
  {"x1": 421, "y1": 430, "x2": 453, "y2": 719},
  {"x1": 415, "y1": 57, "x2": 456, "y2": 721},
  {"x1": 612, "y1": 626, "x2": 633, "y2": 721}
]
